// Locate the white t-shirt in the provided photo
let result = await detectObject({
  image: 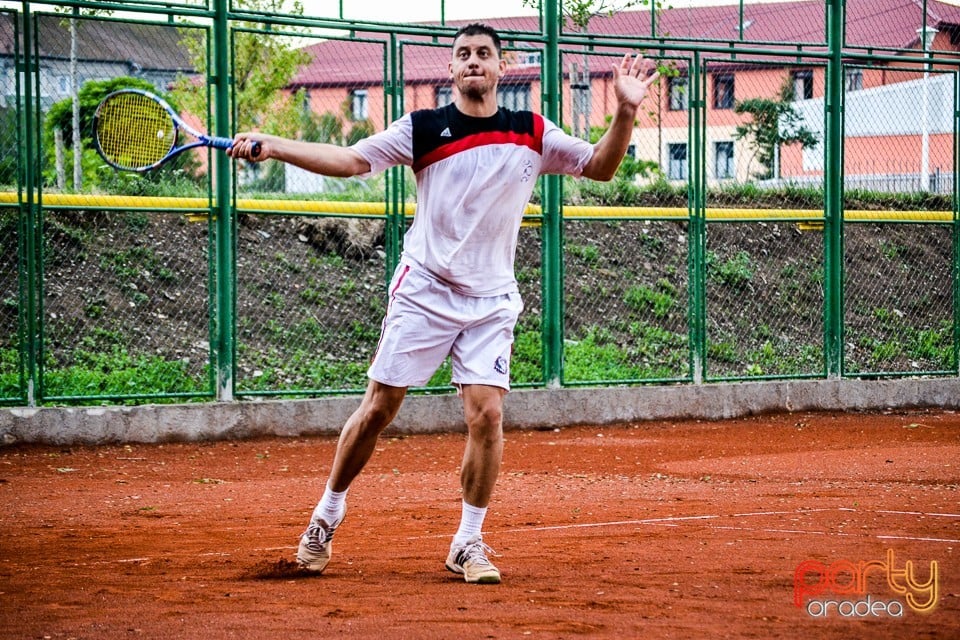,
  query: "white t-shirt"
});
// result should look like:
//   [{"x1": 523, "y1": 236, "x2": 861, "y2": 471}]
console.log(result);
[{"x1": 352, "y1": 103, "x2": 594, "y2": 296}]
